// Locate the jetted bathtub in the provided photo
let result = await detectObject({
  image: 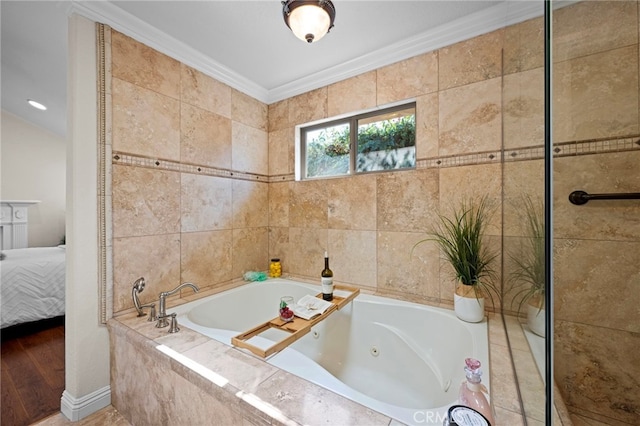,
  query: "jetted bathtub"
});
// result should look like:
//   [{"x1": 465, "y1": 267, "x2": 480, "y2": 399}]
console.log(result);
[{"x1": 173, "y1": 278, "x2": 489, "y2": 425}]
